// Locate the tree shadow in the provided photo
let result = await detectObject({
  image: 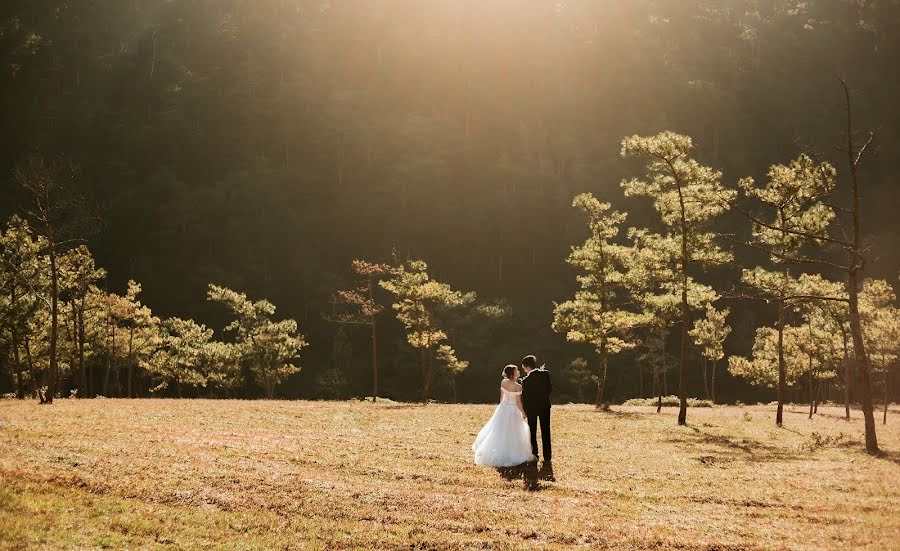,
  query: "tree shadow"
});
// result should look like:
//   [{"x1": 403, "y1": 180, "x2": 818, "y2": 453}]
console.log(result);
[
  {"x1": 876, "y1": 450, "x2": 900, "y2": 466},
  {"x1": 374, "y1": 403, "x2": 429, "y2": 410},
  {"x1": 496, "y1": 461, "x2": 555, "y2": 491},
  {"x1": 589, "y1": 409, "x2": 645, "y2": 420},
  {"x1": 662, "y1": 425, "x2": 805, "y2": 463}
]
